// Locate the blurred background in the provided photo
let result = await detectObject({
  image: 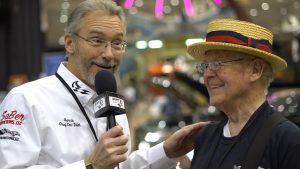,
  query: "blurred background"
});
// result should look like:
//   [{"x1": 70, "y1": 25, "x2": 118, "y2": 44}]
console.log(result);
[{"x1": 0, "y1": 0, "x2": 300, "y2": 168}]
